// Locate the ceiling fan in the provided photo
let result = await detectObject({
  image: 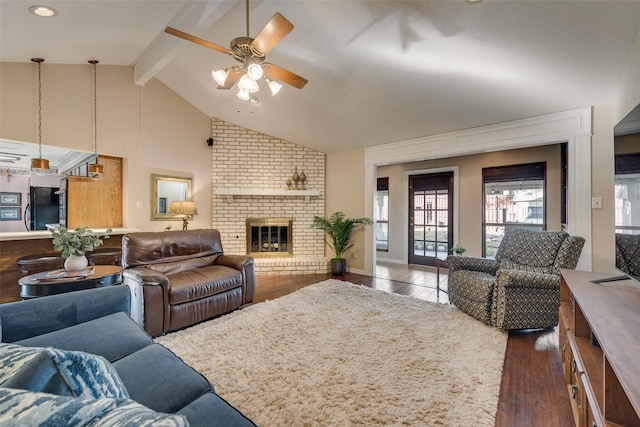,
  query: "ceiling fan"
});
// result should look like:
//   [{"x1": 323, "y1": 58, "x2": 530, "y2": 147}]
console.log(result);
[{"x1": 165, "y1": 0, "x2": 308, "y2": 102}]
